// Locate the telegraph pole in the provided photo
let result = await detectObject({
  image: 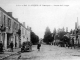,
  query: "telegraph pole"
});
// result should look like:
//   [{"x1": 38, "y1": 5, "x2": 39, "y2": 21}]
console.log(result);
[{"x1": 76, "y1": 17, "x2": 79, "y2": 46}]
